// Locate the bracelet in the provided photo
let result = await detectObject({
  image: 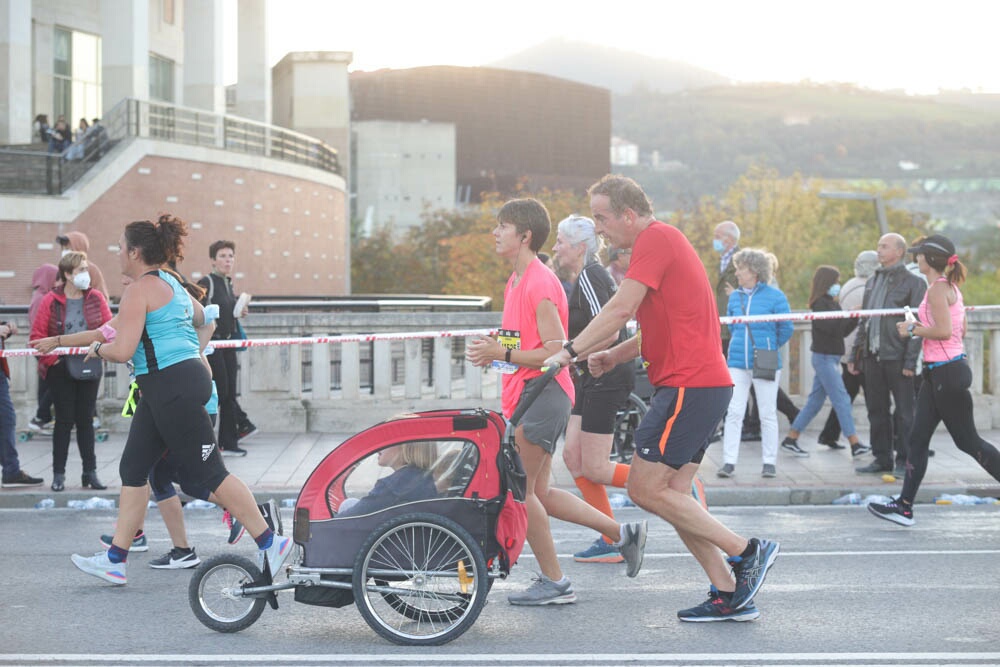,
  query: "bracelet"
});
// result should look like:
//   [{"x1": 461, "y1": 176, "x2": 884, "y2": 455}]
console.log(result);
[
  {"x1": 505, "y1": 349, "x2": 512, "y2": 363},
  {"x1": 563, "y1": 340, "x2": 579, "y2": 361},
  {"x1": 907, "y1": 323, "x2": 917, "y2": 339},
  {"x1": 94, "y1": 342, "x2": 103, "y2": 358}
]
